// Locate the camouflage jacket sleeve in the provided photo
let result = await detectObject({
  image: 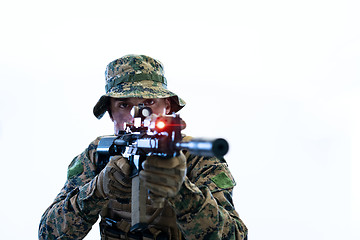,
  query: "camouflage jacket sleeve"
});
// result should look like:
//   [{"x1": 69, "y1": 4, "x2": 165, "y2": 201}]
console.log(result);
[
  {"x1": 169, "y1": 154, "x2": 248, "y2": 240},
  {"x1": 38, "y1": 137, "x2": 108, "y2": 240}
]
